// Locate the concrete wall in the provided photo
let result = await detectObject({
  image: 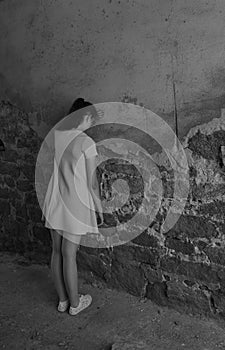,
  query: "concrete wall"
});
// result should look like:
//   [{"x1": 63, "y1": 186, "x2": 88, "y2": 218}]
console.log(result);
[
  {"x1": 1, "y1": 0, "x2": 225, "y2": 138},
  {"x1": 1, "y1": 0, "x2": 225, "y2": 321}
]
